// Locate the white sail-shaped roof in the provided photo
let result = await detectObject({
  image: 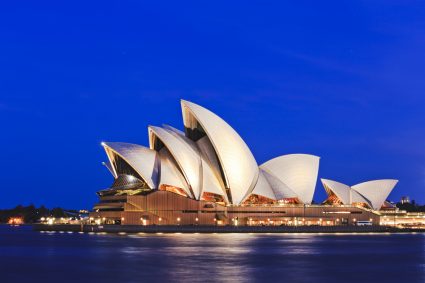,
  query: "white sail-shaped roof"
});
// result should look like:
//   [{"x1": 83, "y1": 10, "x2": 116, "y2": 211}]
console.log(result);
[
  {"x1": 200, "y1": 158, "x2": 228, "y2": 199},
  {"x1": 157, "y1": 147, "x2": 191, "y2": 197},
  {"x1": 149, "y1": 126, "x2": 202, "y2": 199},
  {"x1": 162, "y1": 124, "x2": 186, "y2": 136},
  {"x1": 250, "y1": 170, "x2": 277, "y2": 200},
  {"x1": 321, "y1": 178, "x2": 398, "y2": 209},
  {"x1": 196, "y1": 136, "x2": 228, "y2": 200},
  {"x1": 351, "y1": 179, "x2": 398, "y2": 210},
  {"x1": 181, "y1": 100, "x2": 259, "y2": 205},
  {"x1": 321, "y1": 179, "x2": 351, "y2": 204},
  {"x1": 160, "y1": 125, "x2": 226, "y2": 200},
  {"x1": 260, "y1": 154, "x2": 320, "y2": 204},
  {"x1": 350, "y1": 189, "x2": 373, "y2": 208},
  {"x1": 261, "y1": 169, "x2": 298, "y2": 200},
  {"x1": 101, "y1": 142, "x2": 158, "y2": 189}
]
